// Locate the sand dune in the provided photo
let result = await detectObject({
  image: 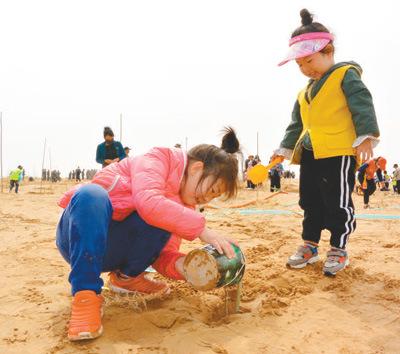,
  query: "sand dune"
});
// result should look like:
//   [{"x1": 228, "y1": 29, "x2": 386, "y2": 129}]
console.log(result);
[{"x1": 0, "y1": 179, "x2": 399, "y2": 353}]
